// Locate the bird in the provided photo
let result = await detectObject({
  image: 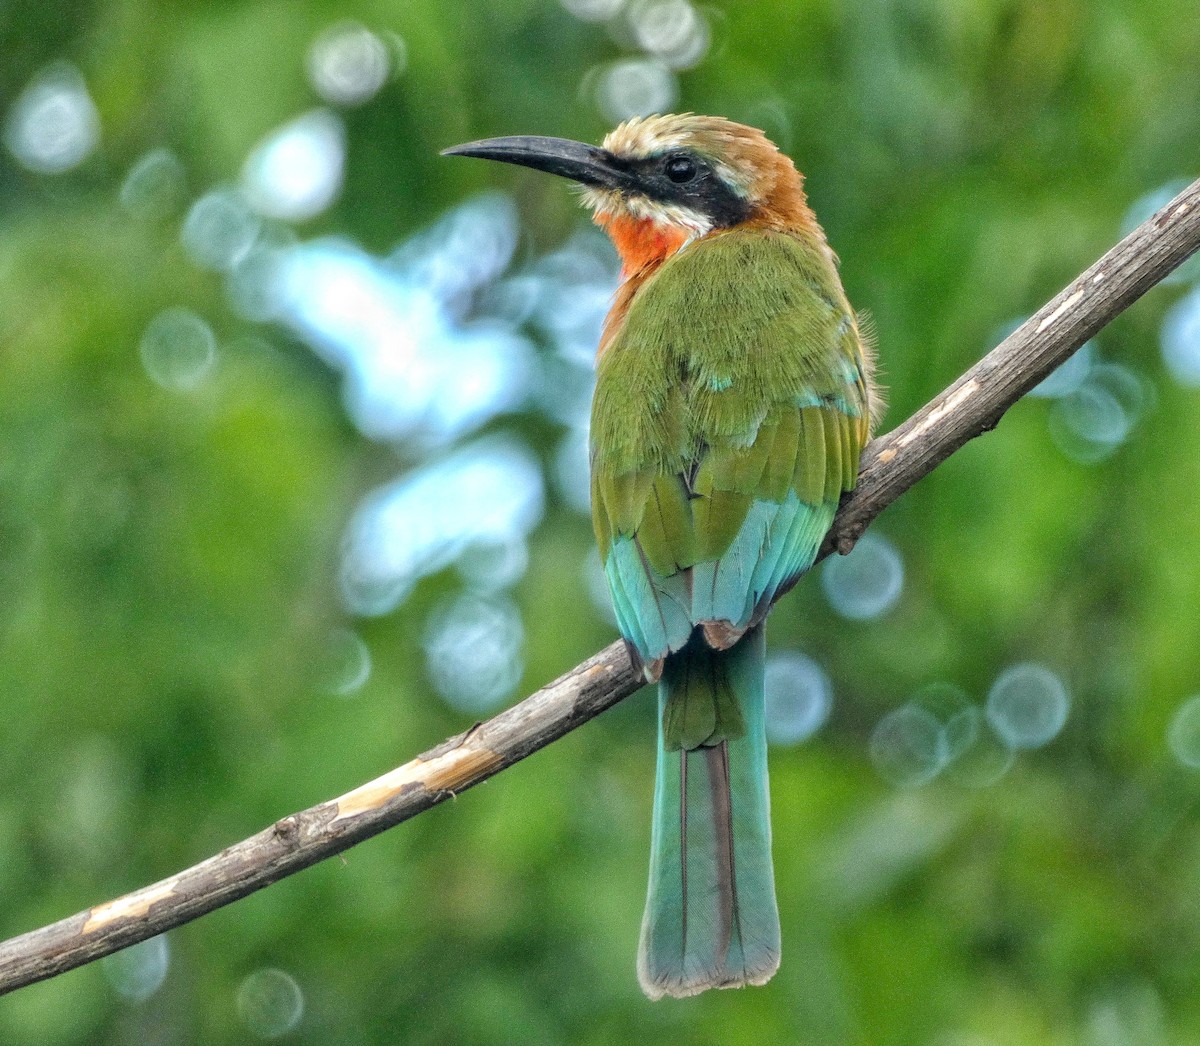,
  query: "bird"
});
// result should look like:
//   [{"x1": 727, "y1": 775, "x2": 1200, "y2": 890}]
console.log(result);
[{"x1": 445, "y1": 114, "x2": 879, "y2": 1000}]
